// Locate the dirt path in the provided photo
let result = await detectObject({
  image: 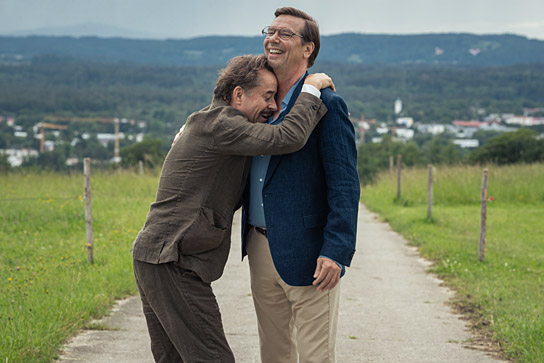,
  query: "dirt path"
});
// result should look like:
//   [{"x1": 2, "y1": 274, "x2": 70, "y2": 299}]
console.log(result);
[{"x1": 59, "y1": 205, "x2": 504, "y2": 362}]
